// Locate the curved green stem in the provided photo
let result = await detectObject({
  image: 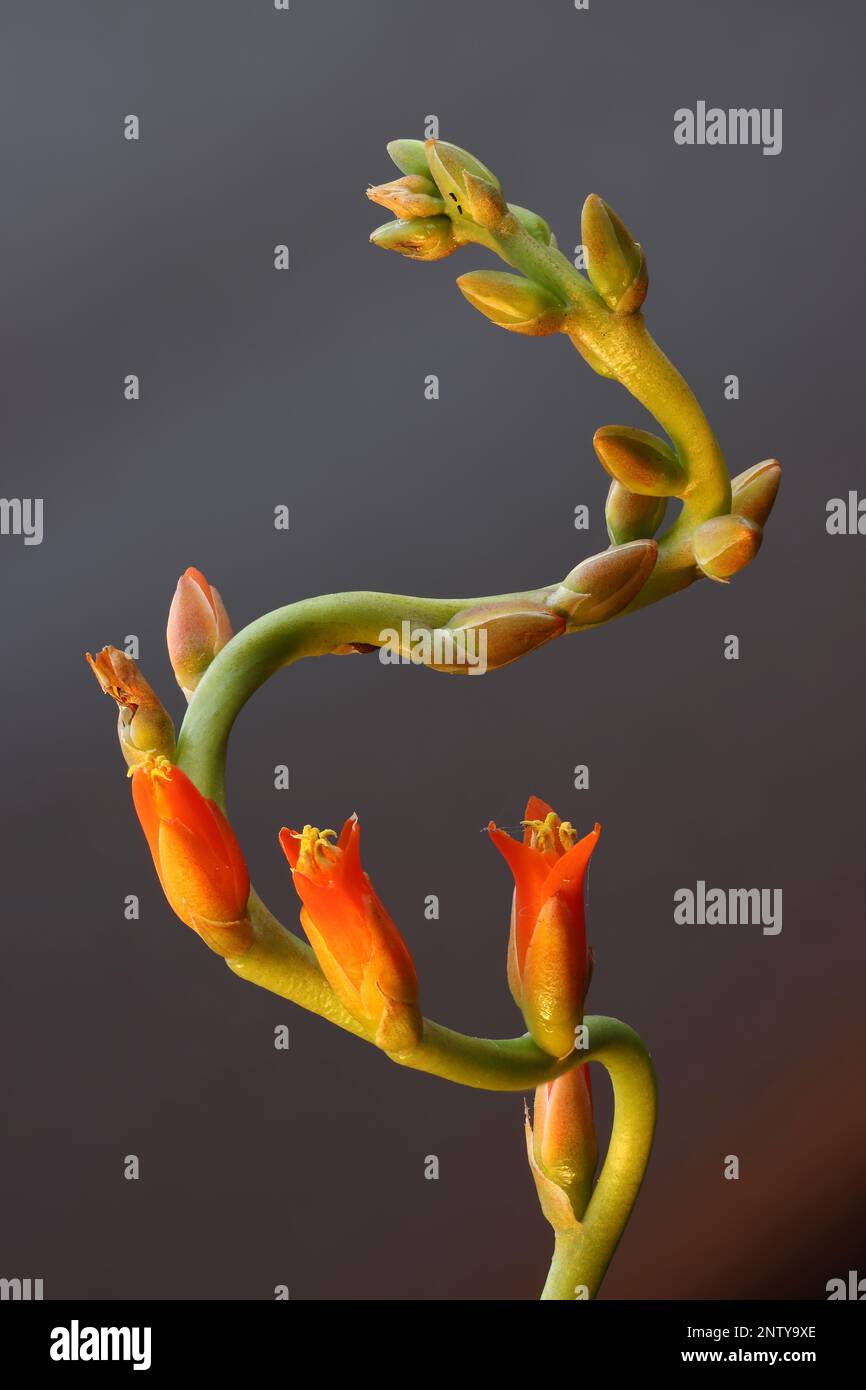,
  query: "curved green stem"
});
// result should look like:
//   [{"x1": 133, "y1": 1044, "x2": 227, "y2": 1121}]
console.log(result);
[
  {"x1": 567, "y1": 313, "x2": 730, "y2": 605},
  {"x1": 227, "y1": 890, "x2": 656, "y2": 1290},
  {"x1": 541, "y1": 1020, "x2": 657, "y2": 1299},
  {"x1": 218, "y1": 865, "x2": 611, "y2": 1091},
  {"x1": 176, "y1": 599, "x2": 581, "y2": 1091},
  {"x1": 176, "y1": 617, "x2": 650, "y2": 1098},
  {"x1": 496, "y1": 218, "x2": 731, "y2": 594},
  {"x1": 232, "y1": 892, "x2": 647, "y2": 1102},
  {"x1": 452, "y1": 211, "x2": 731, "y2": 605},
  {"x1": 176, "y1": 587, "x2": 548, "y2": 804}
]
